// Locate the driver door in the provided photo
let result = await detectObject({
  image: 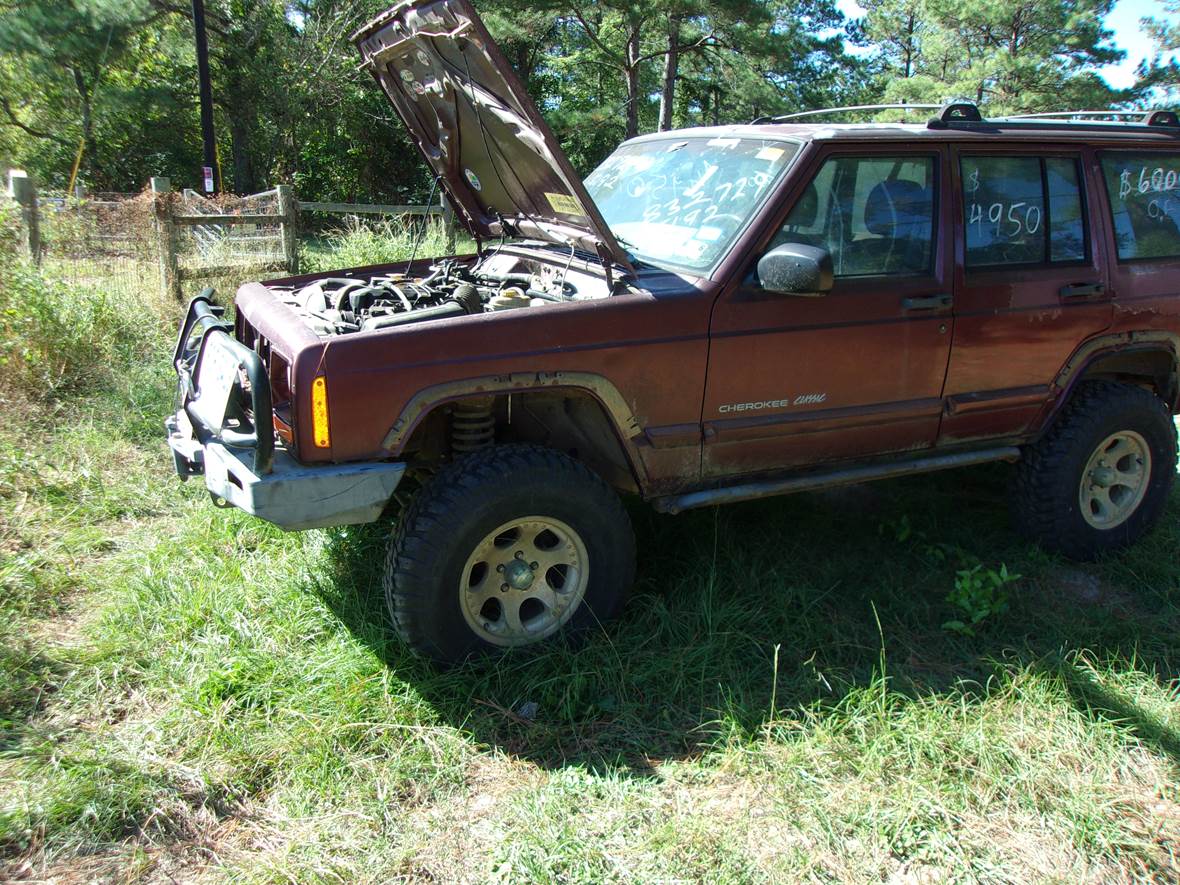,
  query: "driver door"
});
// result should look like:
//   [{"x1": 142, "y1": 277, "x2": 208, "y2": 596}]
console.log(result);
[{"x1": 702, "y1": 145, "x2": 954, "y2": 478}]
